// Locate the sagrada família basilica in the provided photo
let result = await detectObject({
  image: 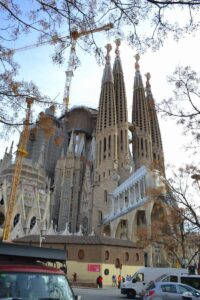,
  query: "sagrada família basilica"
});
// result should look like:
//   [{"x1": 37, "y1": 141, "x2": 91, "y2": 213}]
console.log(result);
[{"x1": 0, "y1": 41, "x2": 169, "y2": 267}]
